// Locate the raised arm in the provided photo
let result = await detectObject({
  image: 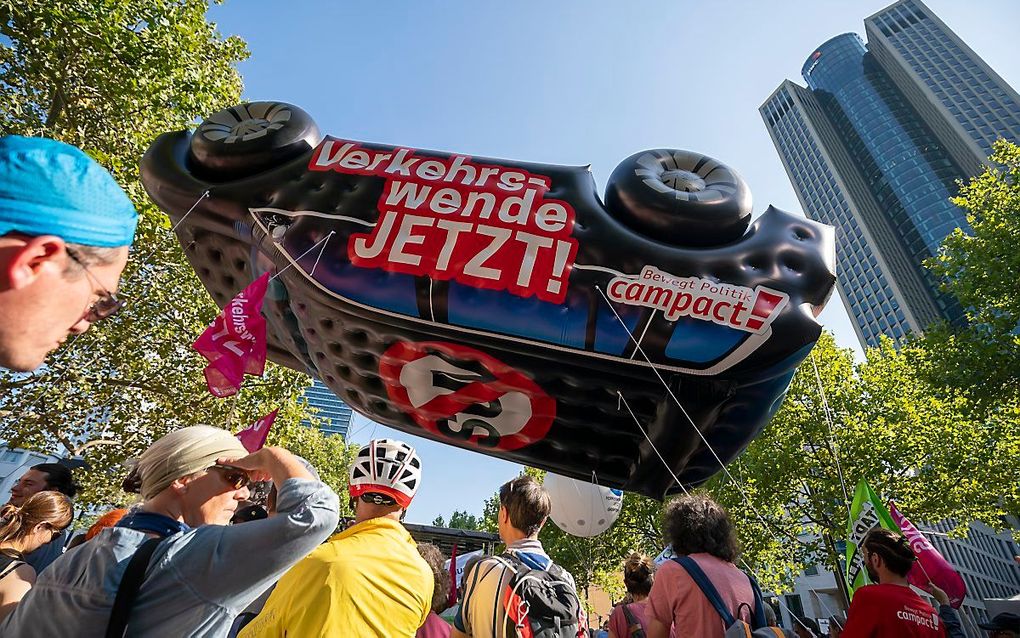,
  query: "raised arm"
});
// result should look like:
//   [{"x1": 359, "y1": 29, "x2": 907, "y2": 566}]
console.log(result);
[{"x1": 175, "y1": 447, "x2": 340, "y2": 606}]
